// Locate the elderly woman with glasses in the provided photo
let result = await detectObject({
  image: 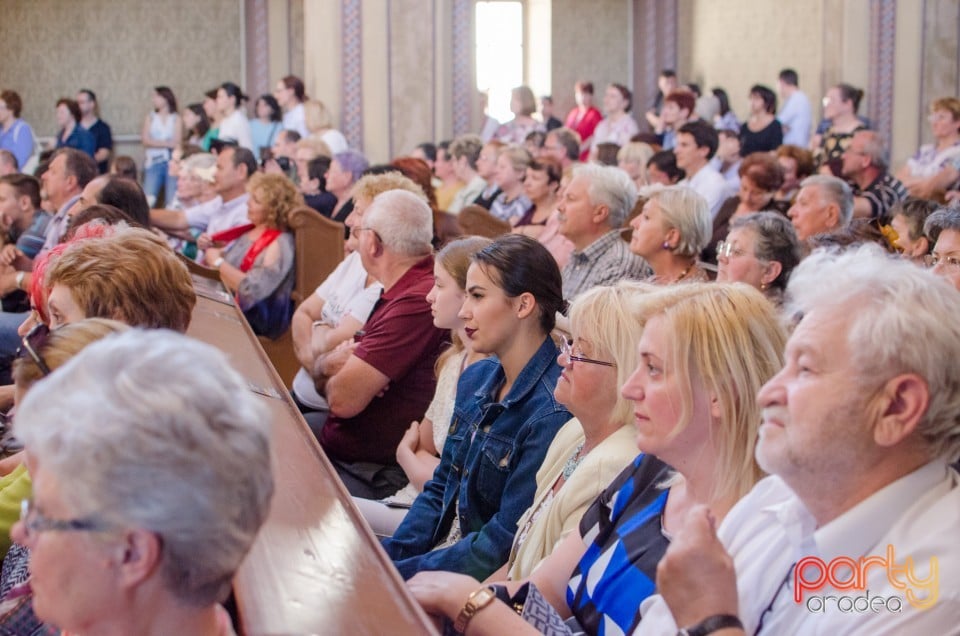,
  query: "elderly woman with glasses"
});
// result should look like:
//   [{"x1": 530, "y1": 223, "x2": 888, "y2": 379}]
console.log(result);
[
  {"x1": 923, "y1": 207, "x2": 960, "y2": 291},
  {"x1": 716, "y1": 212, "x2": 802, "y2": 302},
  {"x1": 5, "y1": 330, "x2": 273, "y2": 636}
]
